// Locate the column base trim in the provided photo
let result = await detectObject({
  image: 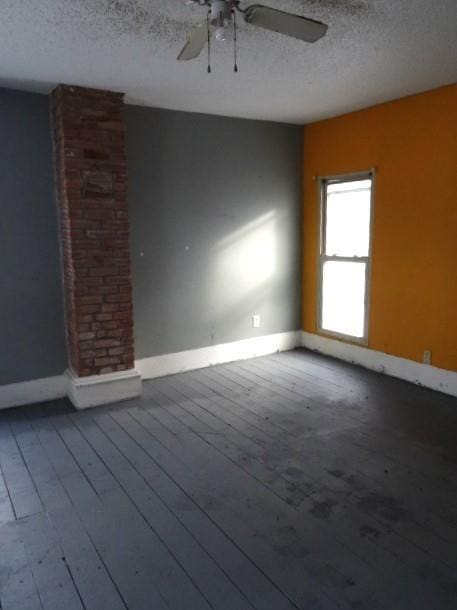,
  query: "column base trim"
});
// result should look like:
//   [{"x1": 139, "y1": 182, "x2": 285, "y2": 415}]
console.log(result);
[{"x1": 66, "y1": 368, "x2": 142, "y2": 409}]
